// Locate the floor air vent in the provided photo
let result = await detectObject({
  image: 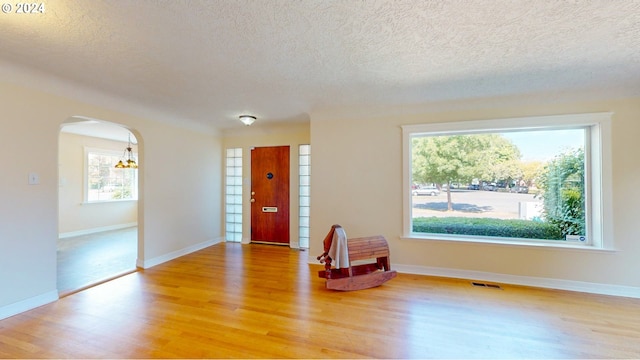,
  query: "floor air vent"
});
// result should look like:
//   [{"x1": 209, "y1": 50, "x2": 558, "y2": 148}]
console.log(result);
[{"x1": 471, "y1": 282, "x2": 502, "y2": 289}]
